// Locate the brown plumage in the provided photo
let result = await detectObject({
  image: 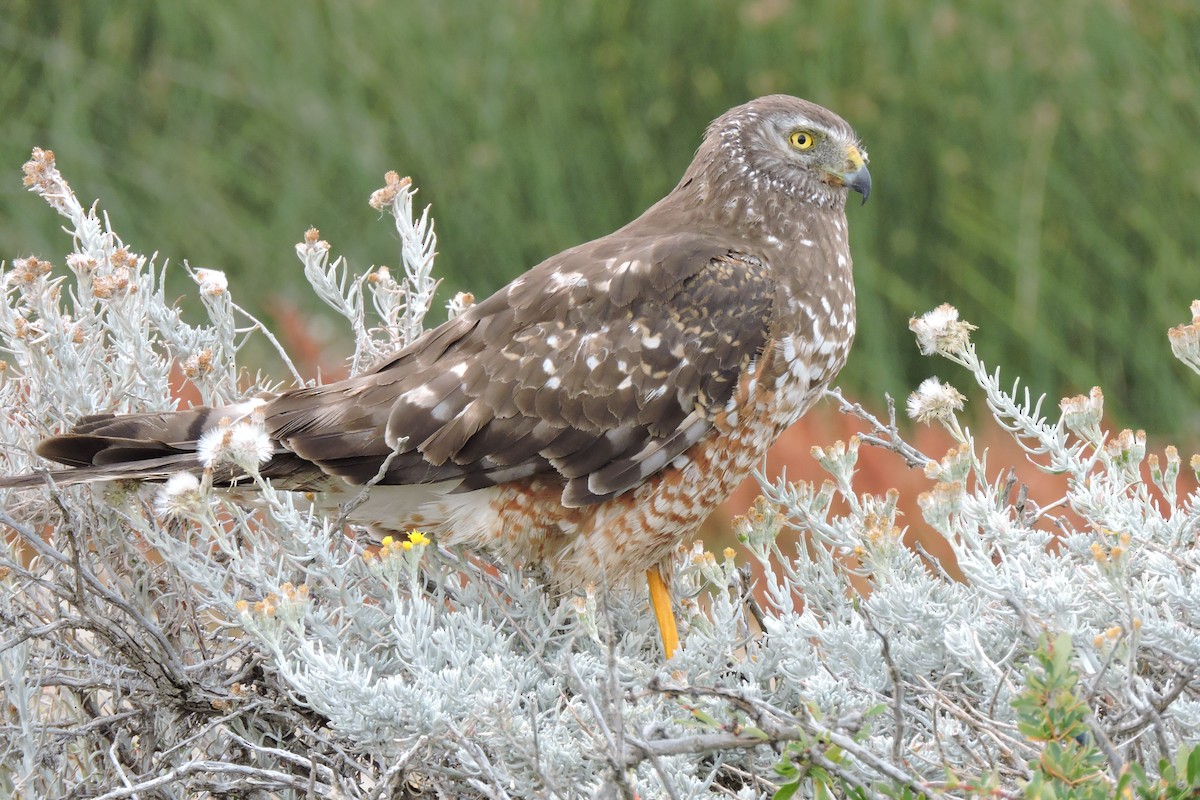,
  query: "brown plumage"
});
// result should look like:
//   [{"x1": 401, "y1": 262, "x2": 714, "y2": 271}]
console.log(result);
[{"x1": 3, "y1": 95, "x2": 870, "y2": 601}]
